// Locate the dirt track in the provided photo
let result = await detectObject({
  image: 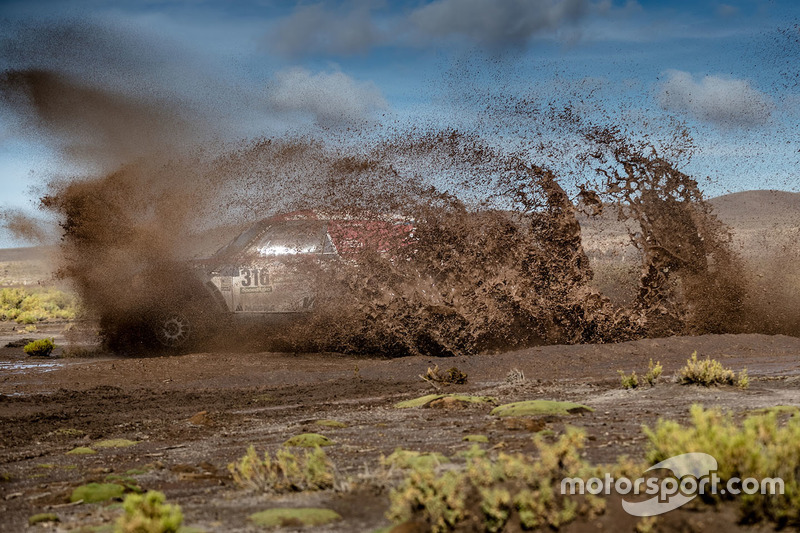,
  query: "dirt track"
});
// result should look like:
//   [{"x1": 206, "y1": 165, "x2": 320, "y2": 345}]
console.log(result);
[{"x1": 1, "y1": 326, "x2": 799, "y2": 532}]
